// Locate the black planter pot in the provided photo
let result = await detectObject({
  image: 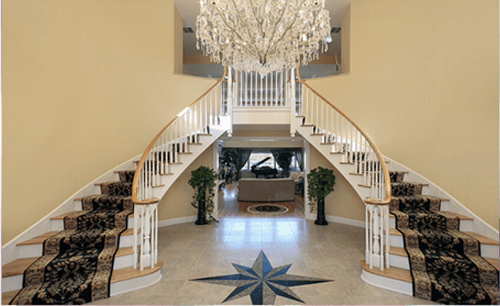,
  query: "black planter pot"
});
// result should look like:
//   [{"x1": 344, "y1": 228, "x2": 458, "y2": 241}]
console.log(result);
[
  {"x1": 314, "y1": 197, "x2": 328, "y2": 225},
  {"x1": 195, "y1": 193, "x2": 208, "y2": 225}
]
